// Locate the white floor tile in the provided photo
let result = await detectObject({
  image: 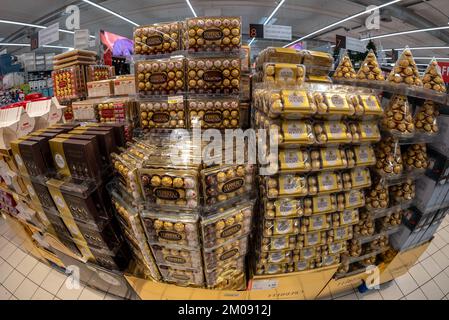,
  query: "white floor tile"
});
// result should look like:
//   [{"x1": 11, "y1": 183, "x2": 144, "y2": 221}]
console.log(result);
[
  {"x1": 3, "y1": 228, "x2": 16, "y2": 241},
  {"x1": 434, "y1": 271, "x2": 449, "y2": 295},
  {"x1": 0, "y1": 236, "x2": 8, "y2": 250},
  {"x1": 78, "y1": 287, "x2": 106, "y2": 300},
  {"x1": 419, "y1": 250, "x2": 430, "y2": 262},
  {"x1": 13, "y1": 278, "x2": 38, "y2": 300},
  {"x1": 56, "y1": 282, "x2": 85, "y2": 300},
  {"x1": 426, "y1": 242, "x2": 439, "y2": 255},
  {"x1": 16, "y1": 254, "x2": 38, "y2": 276},
  {"x1": 6, "y1": 248, "x2": 27, "y2": 268},
  {"x1": 103, "y1": 294, "x2": 122, "y2": 300},
  {"x1": 441, "y1": 245, "x2": 449, "y2": 259},
  {"x1": 433, "y1": 234, "x2": 446, "y2": 249},
  {"x1": 437, "y1": 228, "x2": 449, "y2": 243},
  {"x1": 31, "y1": 287, "x2": 54, "y2": 300},
  {"x1": 406, "y1": 288, "x2": 427, "y2": 300},
  {"x1": 332, "y1": 288, "x2": 355, "y2": 299},
  {"x1": 422, "y1": 256, "x2": 444, "y2": 277},
  {"x1": 0, "y1": 260, "x2": 13, "y2": 283},
  {"x1": 395, "y1": 272, "x2": 418, "y2": 296},
  {"x1": 356, "y1": 289, "x2": 383, "y2": 300},
  {"x1": 28, "y1": 262, "x2": 52, "y2": 286},
  {"x1": 0, "y1": 285, "x2": 12, "y2": 300},
  {"x1": 432, "y1": 250, "x2": 449, "y2": 269},
  {"x1": 3, "y1": 270, "x2": 25, "y2": 293},
  {"x1": 379, "y1": 281, "x2": 404, "y2": 300},
  {"x1": 40, "y1": 270, "x2": 67, "y2": 295},
  {"x1": 421, "y1": 279, "x2": 445, "y2": 300},
  {"x1": 0, "y1": 241, "x2": 16, "y2": 259},
  {"x1": 9, "y1": 295, "x2": 17, "y2": 300},
  {"x1": 409, "y1": 263, "x2": 432, "y2": 286},
  {"x1": 335, "y1": 292, "x2": 359, "y2": 300}
]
